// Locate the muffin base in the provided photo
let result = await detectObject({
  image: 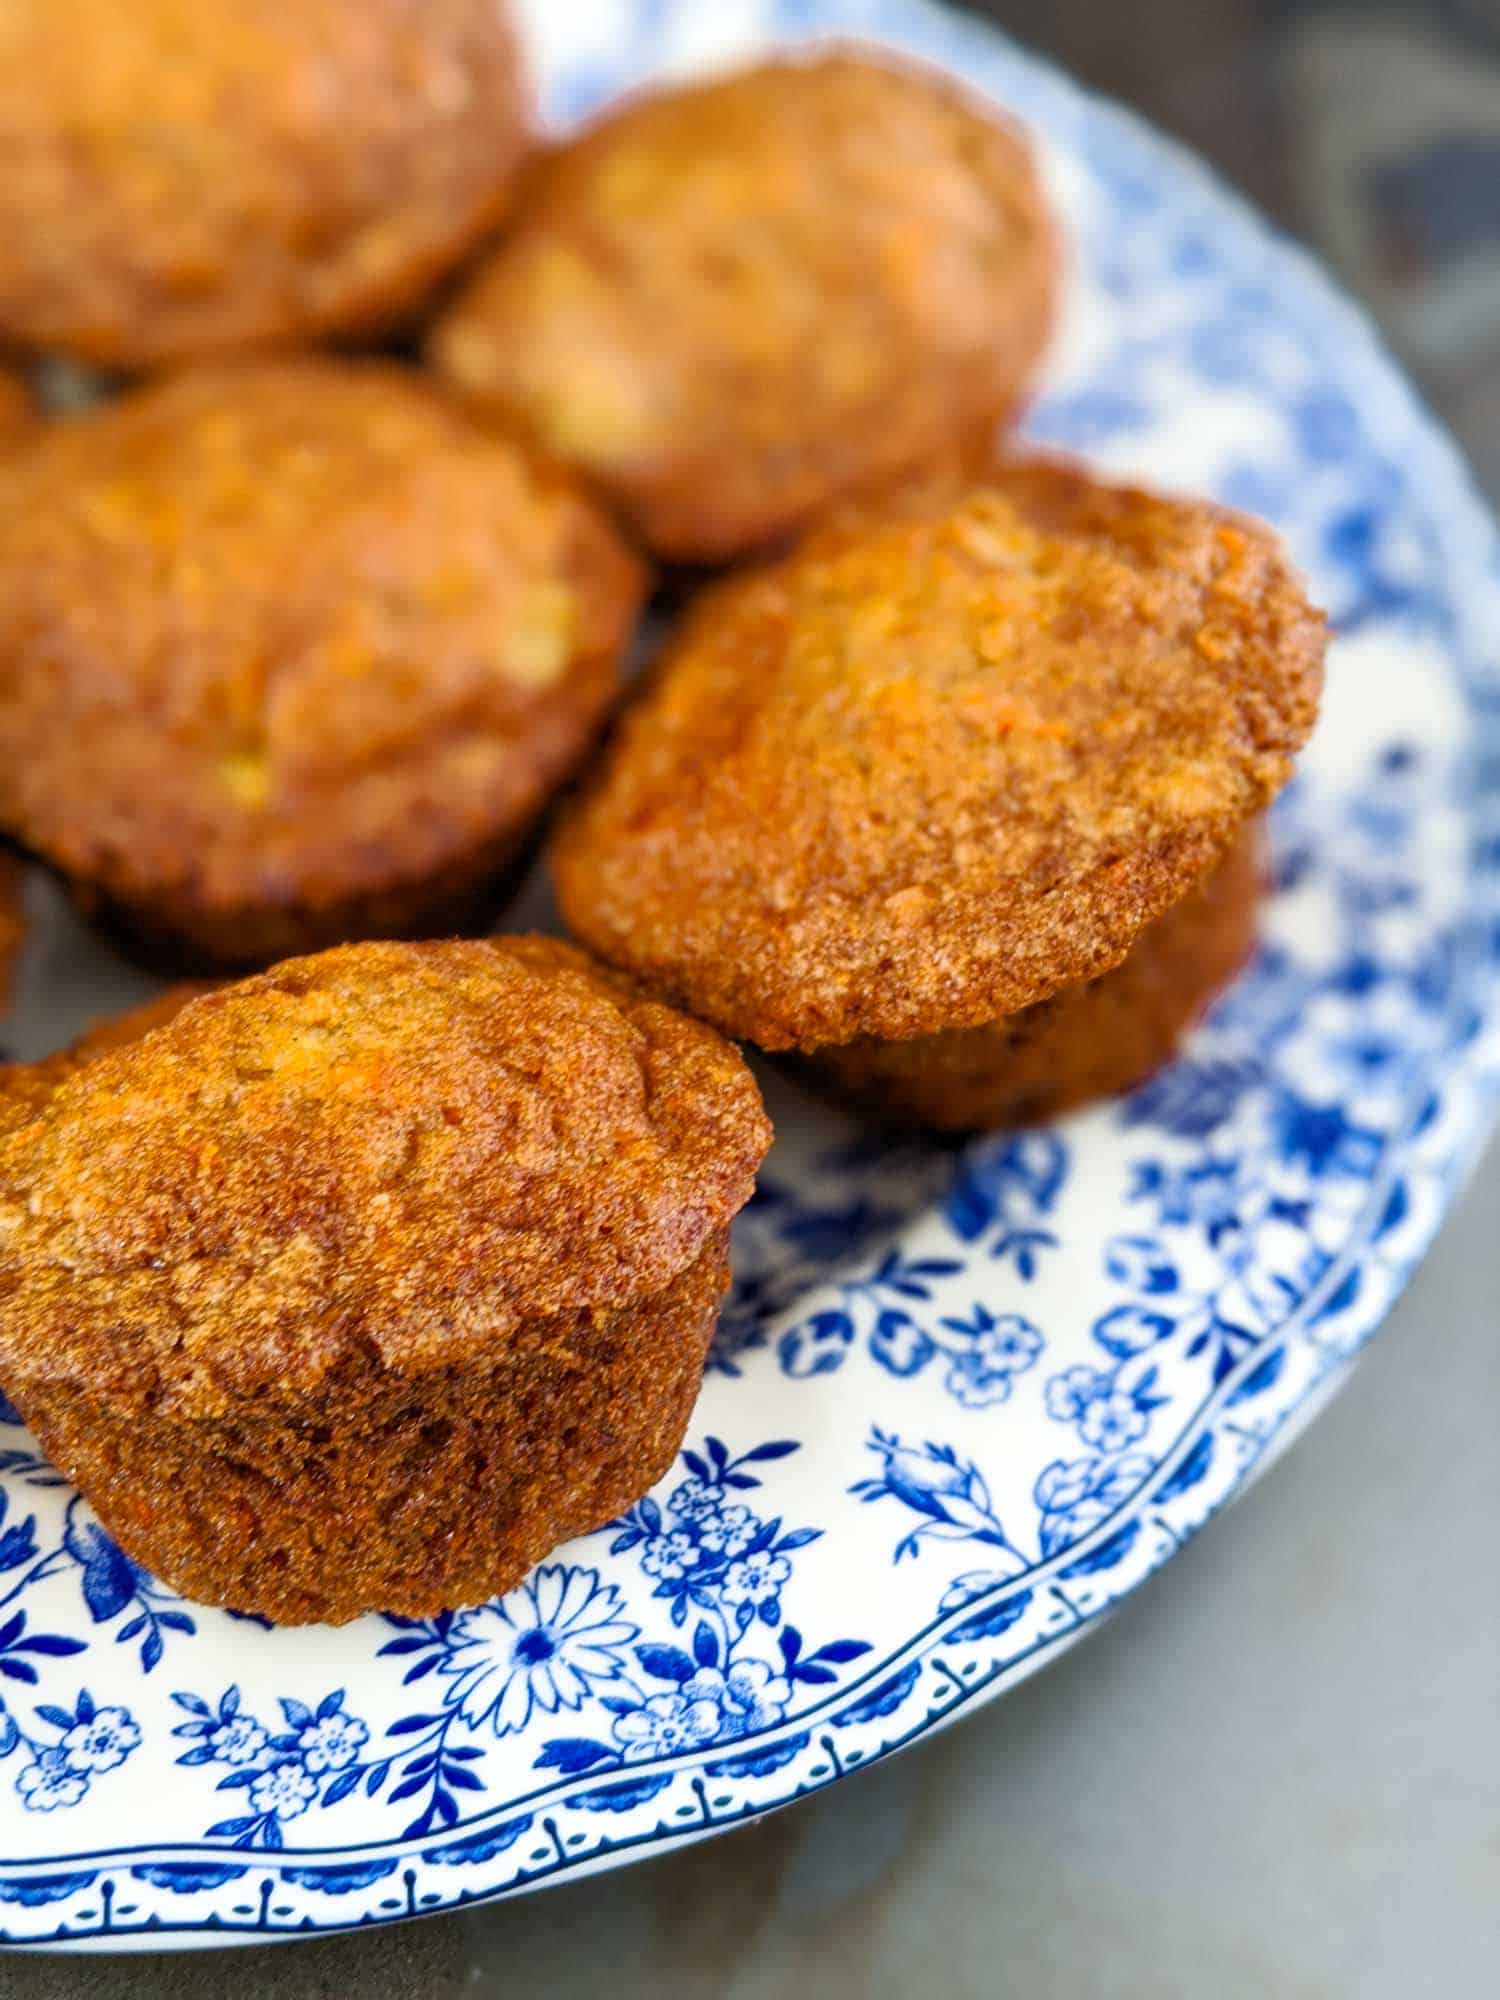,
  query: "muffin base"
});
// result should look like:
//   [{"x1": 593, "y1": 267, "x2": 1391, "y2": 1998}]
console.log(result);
[
  {"x1": 10, "y1": 1231, "x2": 731, "y2": 1625},
  {"x1": 808, "y1": 831, "x2": 1262, "y2": 1132}
]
